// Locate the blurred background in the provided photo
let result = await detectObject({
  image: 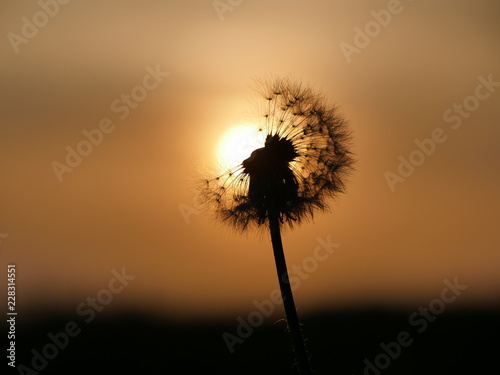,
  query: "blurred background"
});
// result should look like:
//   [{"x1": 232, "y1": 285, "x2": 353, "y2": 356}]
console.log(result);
[{"x1": 1, "y1": 0, "x2": 499, "y2": 373}]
